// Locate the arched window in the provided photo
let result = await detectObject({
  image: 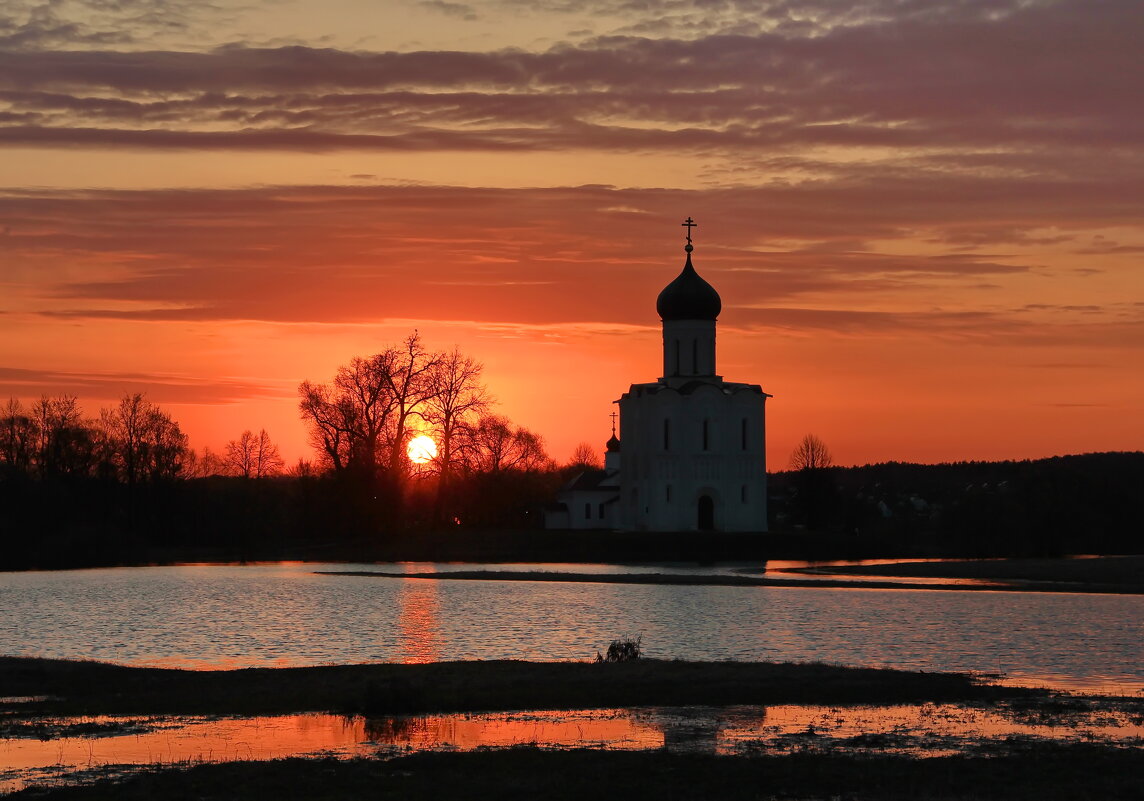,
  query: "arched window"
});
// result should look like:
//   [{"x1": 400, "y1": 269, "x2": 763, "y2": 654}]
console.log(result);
[
  {"x1": 665, "y1": 485, "x2": 672, "y2": 502},
  {"x1": 741, "y1": 485, "x2": 747, "y2": 503},
  {"x1": 584, "y1": 503, "x2": 591, "y2": 519},
  {"x1": 702, "y1": 419, "x2": 710, "y2": 451},
  {"x1": 673, "y1": 339, "x2": 680, "y2": 375},
  {"x1": 663, "y1": 418, "x2": 671, "y2": 451},
  {"x1": 741, "y1": 418, "x2": 748, "y2": 451}
]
